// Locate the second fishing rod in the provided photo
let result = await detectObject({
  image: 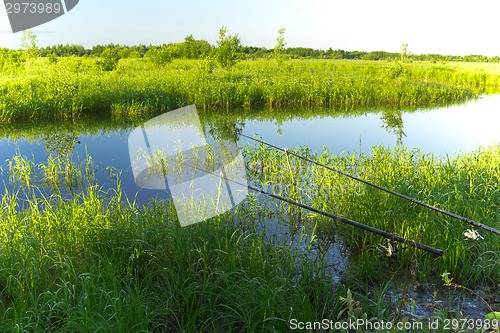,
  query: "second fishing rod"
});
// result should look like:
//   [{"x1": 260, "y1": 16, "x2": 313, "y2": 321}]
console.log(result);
[{"x1": 241, "y1": 134, "x2": 500, "y2": 236}]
